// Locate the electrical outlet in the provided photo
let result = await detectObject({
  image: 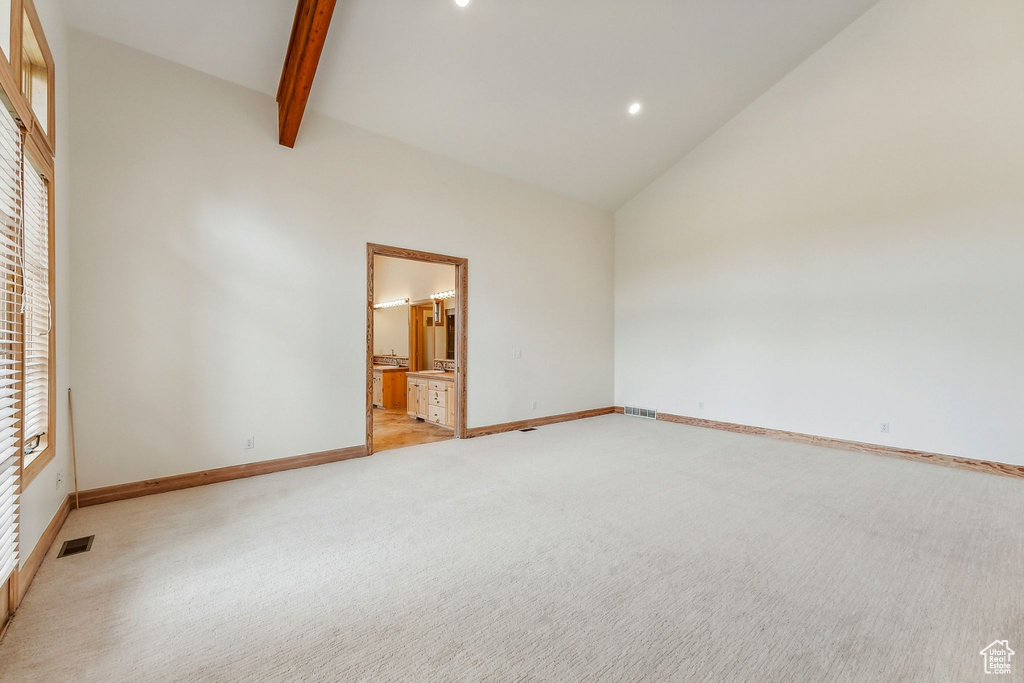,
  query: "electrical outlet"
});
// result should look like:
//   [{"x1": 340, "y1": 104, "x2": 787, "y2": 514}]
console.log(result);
[
  {"x1": 880, "y1": 423, "x2": 890, "y2": 434},
  {"x1": 698, "y1": 401, "x2": 704, "y2": 410},
  {"x1": 531, "y1": 400, "x2": 537, "y2": 410},
  {"x1": 245, "y1": 436, "x2": 255, "y2": 449},
  {"x1": 56, "y1": 470, "x2": 63, "y2": 490},
  {"x1": 512, "y1": 349, "x2": 522, "y2": 359}
]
